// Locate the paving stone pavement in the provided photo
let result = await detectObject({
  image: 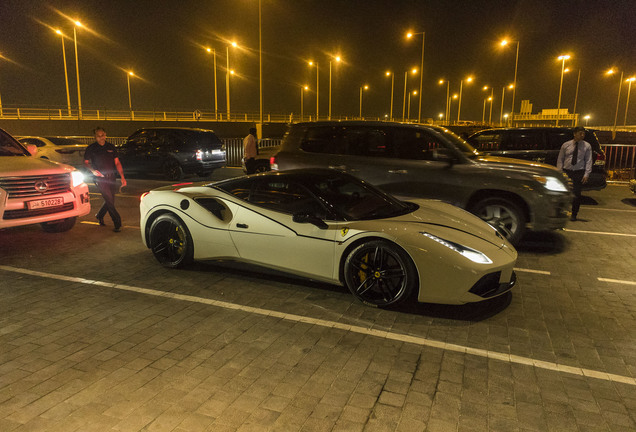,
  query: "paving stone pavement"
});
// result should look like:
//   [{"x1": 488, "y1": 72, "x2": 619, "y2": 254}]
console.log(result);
[{"x1": 0, "y1": 179, "x2": 635, "y2": 431}]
